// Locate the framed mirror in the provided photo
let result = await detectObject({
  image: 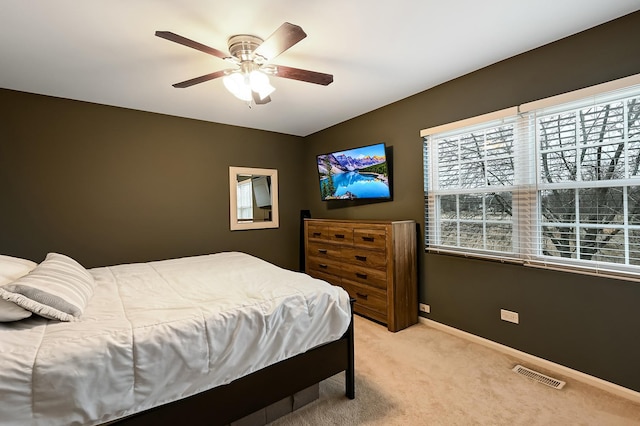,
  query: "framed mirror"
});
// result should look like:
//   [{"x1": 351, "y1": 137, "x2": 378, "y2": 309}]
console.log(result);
[{"x1": 229, "y1": 166, "x2": 279, "y2": 231}]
